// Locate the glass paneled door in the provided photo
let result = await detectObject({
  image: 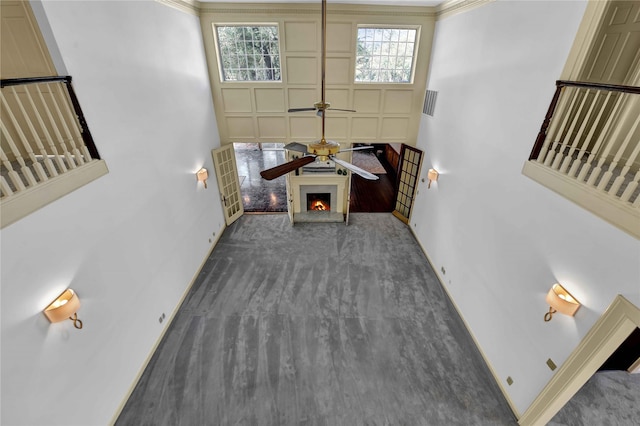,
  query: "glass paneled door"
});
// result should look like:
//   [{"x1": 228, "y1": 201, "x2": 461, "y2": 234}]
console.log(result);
[
  {"x1": 392, "y1": 144, "x2": 423, "y2": 224},
  {"x1": 212, "y1": 145, "x2": 244, "y2": 225}
]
